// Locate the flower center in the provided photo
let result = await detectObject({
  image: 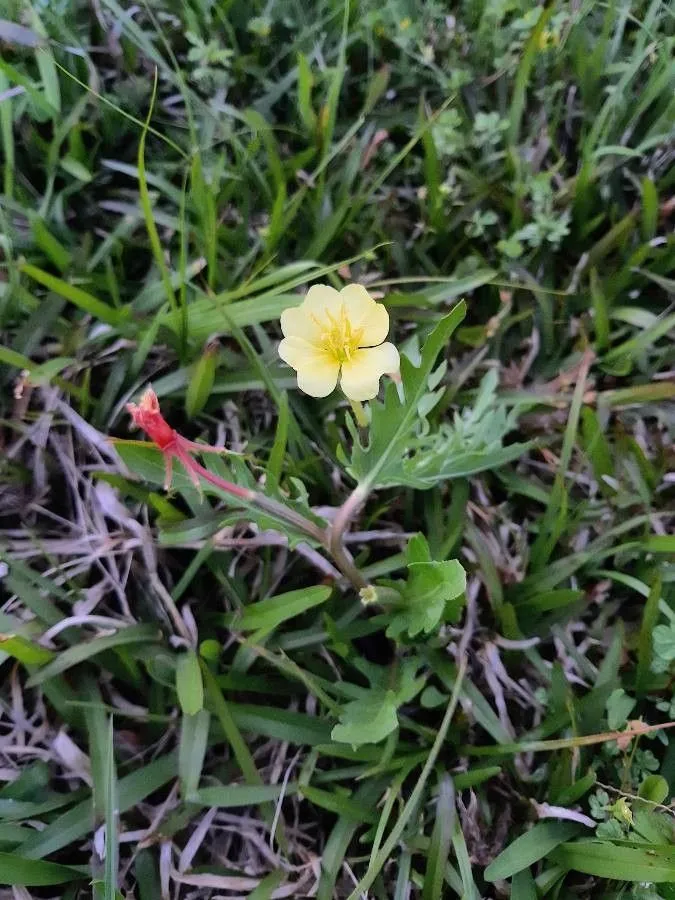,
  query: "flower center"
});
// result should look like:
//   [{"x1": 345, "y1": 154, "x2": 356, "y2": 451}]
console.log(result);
[{"x1": 313, "y1": 304, "x2": 364, "y2": 363}]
